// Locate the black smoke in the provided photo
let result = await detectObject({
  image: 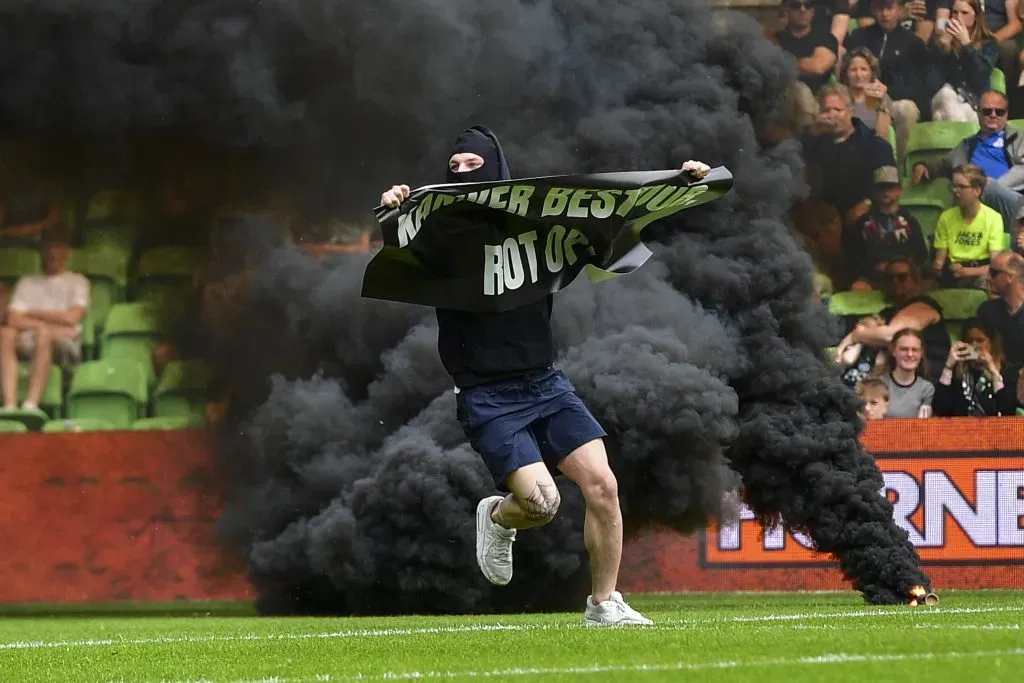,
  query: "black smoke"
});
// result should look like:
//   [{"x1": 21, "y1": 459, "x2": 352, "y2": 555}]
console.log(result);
[{"x1": 0, "y1": 0, "x2": 930, "y2": 612}]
